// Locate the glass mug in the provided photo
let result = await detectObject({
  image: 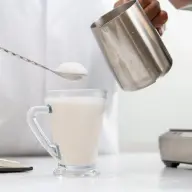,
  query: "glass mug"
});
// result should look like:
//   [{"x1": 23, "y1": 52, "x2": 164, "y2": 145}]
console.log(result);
[{"x1": 27, "y1": 89, "x2": 106, "y2": 177}]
